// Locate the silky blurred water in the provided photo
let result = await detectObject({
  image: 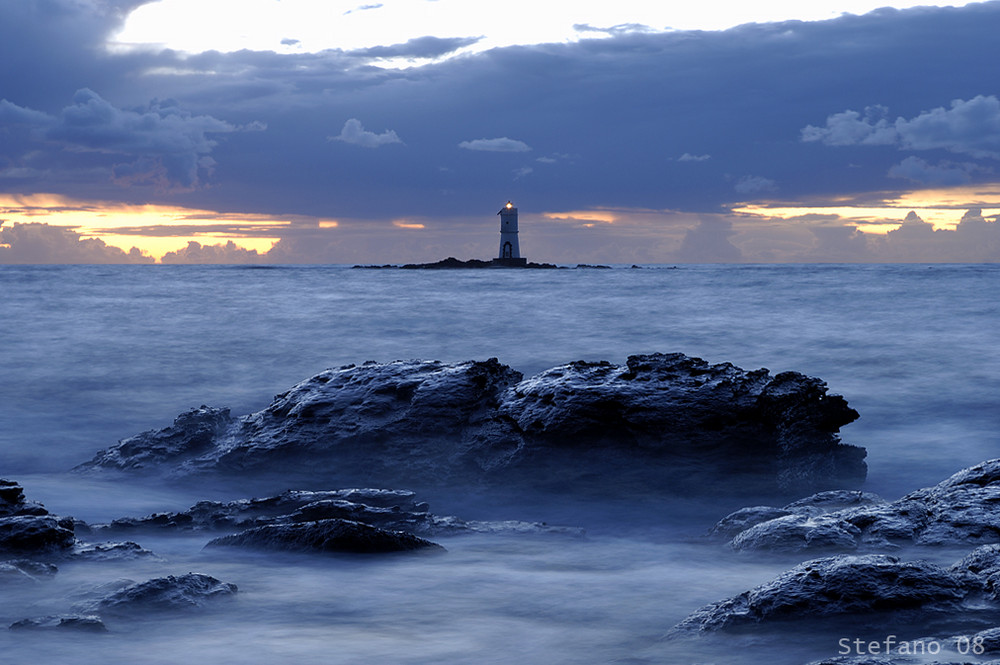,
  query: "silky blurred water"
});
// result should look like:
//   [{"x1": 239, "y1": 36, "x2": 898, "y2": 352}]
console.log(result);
[{"x1": 1, "y1": 263, "x2": 998, "y2": 664}]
